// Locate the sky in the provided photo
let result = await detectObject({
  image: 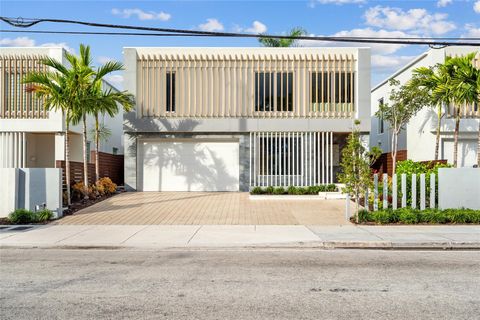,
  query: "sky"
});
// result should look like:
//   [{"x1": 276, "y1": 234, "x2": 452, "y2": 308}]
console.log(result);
[{"x1": 1, "y1": 0, "x2": 479, "y2": 89}]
